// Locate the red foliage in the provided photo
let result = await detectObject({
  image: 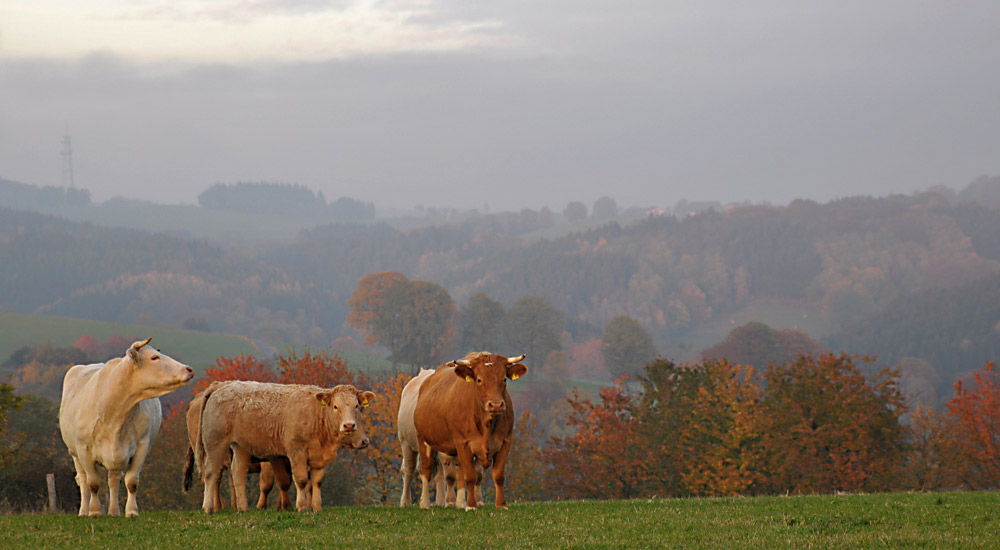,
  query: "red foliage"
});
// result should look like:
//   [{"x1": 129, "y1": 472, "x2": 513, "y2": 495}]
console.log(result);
[
  {"x1": 542, "y1": 378, "x2": 653, "y2": 500},
  {"x1": 276, "y1": 351, "x2": 361, "y2": 388},
  {"x1": 72, "y1": 334, "x2": 102, "y2": 358},
  {"x1": 945, "y1": 362, "x2": 1000, "y2": 488},
  {"x1": 191, "y1": 355, "x2": 275, "y2": 394}
]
